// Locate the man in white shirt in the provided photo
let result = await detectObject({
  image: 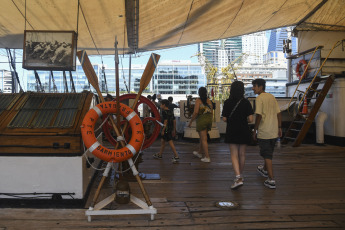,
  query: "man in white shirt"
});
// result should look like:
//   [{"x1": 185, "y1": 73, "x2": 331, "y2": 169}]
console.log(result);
[{"x1": 252, "y1": 79, "x2": 282, "y2": 189}]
